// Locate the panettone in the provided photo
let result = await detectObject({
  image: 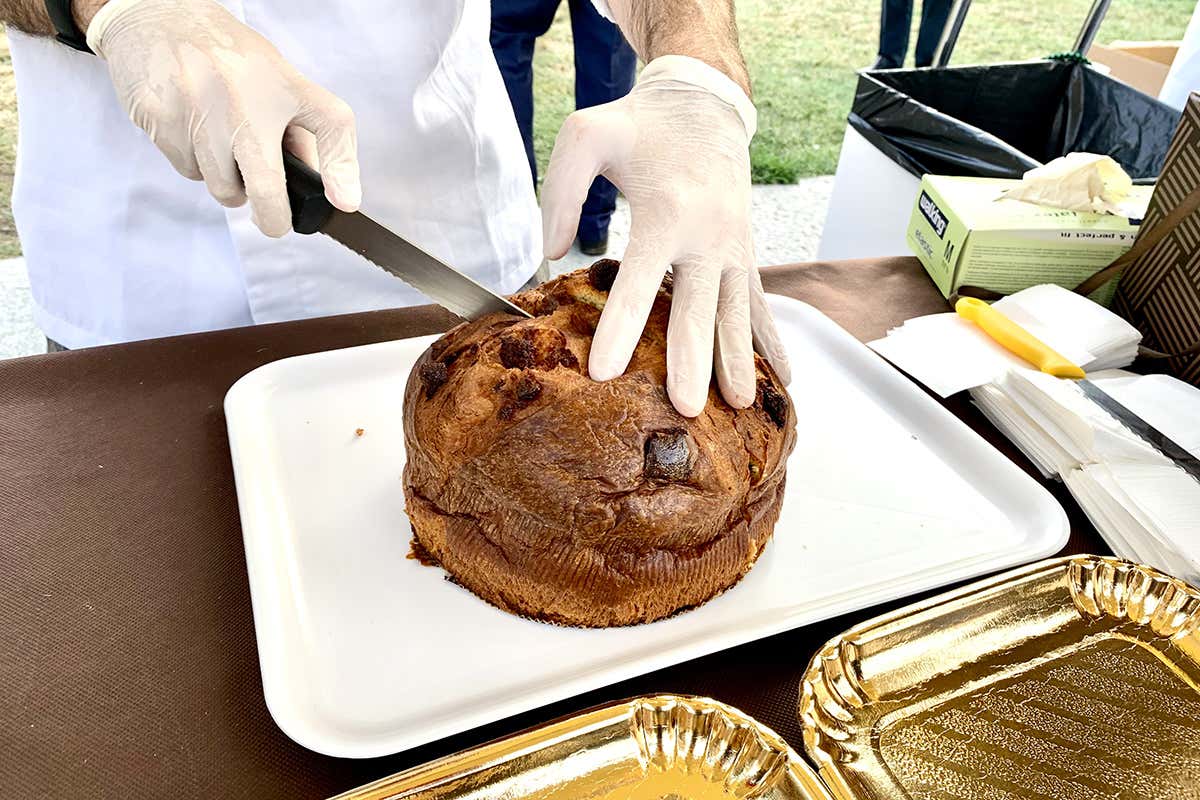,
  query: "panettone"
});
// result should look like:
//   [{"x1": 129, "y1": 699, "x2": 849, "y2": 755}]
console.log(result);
[{"x1": 401, "y1": 261, "x2": 796, "y2": 627}]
